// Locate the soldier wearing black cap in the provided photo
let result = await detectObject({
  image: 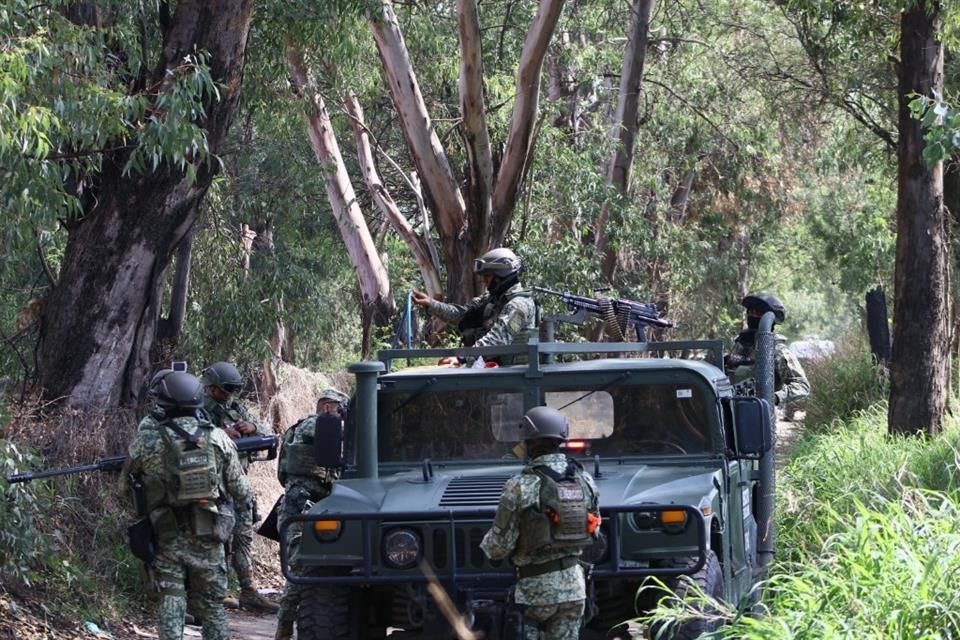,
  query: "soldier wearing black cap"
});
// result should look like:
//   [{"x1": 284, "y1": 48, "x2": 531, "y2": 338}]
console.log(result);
[{"x1": 726, "y1": 292, "x2": 810, "y2": 406}]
